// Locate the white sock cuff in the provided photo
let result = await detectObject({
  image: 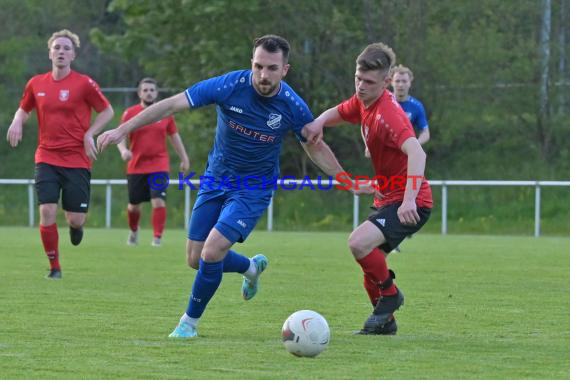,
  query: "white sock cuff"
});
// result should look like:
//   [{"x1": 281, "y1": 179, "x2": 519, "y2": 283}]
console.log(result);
[
  {"x1": 243, "y1": 258, "x2": 257, "y2": 280},
  {"x1": 180, "y1": 313, "x2": 200, "y2": 327}
]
